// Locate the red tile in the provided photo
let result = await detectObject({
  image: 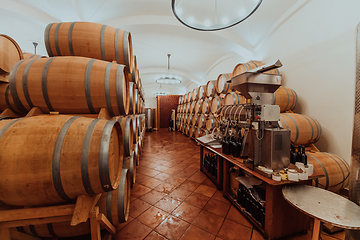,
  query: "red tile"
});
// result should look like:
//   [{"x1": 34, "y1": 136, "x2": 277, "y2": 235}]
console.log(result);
[
  {"x1": 180, "y1": 225, "x2": 216, "y2": 240},
  {"x1": 188, "y1": 172, "x2": 207, "y2": 183},
  {"x1": 226, "y1": 206, "x2": 253, "y2": 228},
  {"x1": 169, "y1": 186, "x2": 193, "y2": 201},
  {"x1": 194, "y1": 185, "x2": 217, "y2": 197},
  {"x1": 154, "y1": 182, "x2": 177, "y2": 194},
  {"x1": 116, "y1": 216, "x2": 134, "y2": 231},
  {"x1": 217, "y1": 219, "x2": 252, "y2": 240},
  {"x1": 154, "y1": 172, "x2": 172, "y2": 181},
  {"x1": 141, "y1": 178, "x2": 163, "y2": 189},
  {"x1": 172, "y1": 202, "x2": 202, "y2": 223},
  {"x1": 137, "y1": 206, "x2": 169, "y2": 229},
  {"x1": 166, "y1": 167, "x2": 183, "y2": 175},
  {"x1": 114, "y1": 219, "x2": 152, "y2": 240},
  {"x1": 185, "y1": 192, "x2": 210, "y2": 209},
  {"x1": 155, "y1": 215, "x2": 190, "y2": 240},
  {"x1": 203, "y1": 198, "x2": 231, "y2": 217},
  {"x1": 139, "y1": 190, "x2": 167, "y2": 205},
  {"x1": 165, "y1": 176, "x2": 187, "y2": 187},
  {"x1": 129, "y1": 199, "x2": 151, "y2": 218},
  {"x1": 192, "y1": 210, "x2": 225, "y2": 235},
  {"x1": 155, "y1": 165, "x2": 170, "y2": 172},
  {"x1": 211, "y1": 190, "x2": 229, "y2": 203},
  {"x1": 144, "y1": 231, "x2": 168, "y2": 240},
  {"x1": 201, "y1": 178, "x2": 217, "y2": 189},
  {"x1": 251, "y1": 229, "x2": 266, "y2": 240},
  {"x1": 142, "y1": 169, "x2": 162, "y2": 177},
  {"x1": 131, "y1": 184, "x2": 152, "y2": 198},
  {"x1": 179, "y1": 180, "x2": 201, "y2": 192},
  {"x1": 136, "y1": 173, "x2": 153, "y2": 185},
  {"x1": 154, "y1": 196, "x2": 182, "y2": 213}
]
